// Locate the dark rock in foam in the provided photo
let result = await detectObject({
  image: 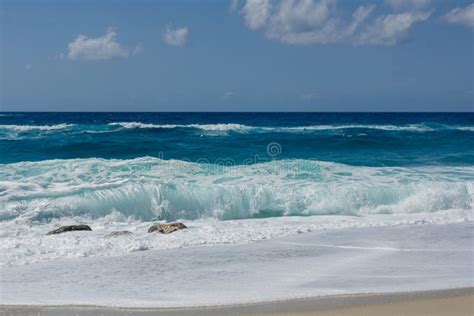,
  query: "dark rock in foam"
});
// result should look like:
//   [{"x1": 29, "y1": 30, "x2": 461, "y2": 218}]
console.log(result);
[
  {"x1": 47, "y1": 225, "x2": 92, "y2": 235},
  {"x1": 148, "y1": 222, "x2": 187, "y2": 234}
]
